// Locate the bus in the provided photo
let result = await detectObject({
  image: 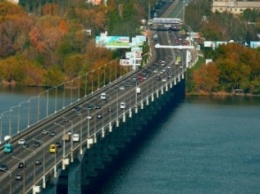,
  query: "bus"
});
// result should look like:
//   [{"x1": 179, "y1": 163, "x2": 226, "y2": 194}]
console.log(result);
[{"x1": 175, "y1": 56, "x2": 181, "y2": 65}]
